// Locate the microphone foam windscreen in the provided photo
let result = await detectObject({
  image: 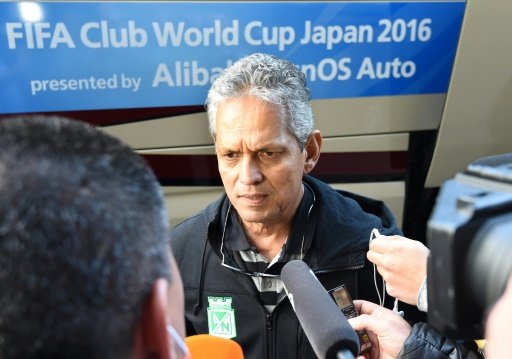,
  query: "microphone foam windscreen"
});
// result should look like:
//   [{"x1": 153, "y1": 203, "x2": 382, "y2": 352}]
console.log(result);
[
  {"x1": 281, "y1": 260, "x2": 360, "y2": 359},
  {"x1": 185, "y1": 334, "x2": 244, "y2": 359}
]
